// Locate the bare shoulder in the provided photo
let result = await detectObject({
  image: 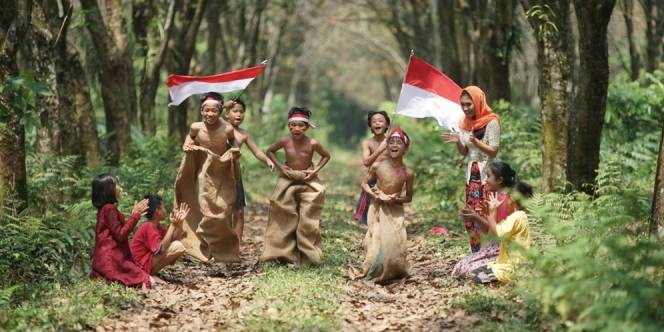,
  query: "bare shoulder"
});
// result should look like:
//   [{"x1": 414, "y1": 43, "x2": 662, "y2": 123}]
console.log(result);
[{"x1": 406, "y1": 167, "x2": 415, "y2": 179}]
